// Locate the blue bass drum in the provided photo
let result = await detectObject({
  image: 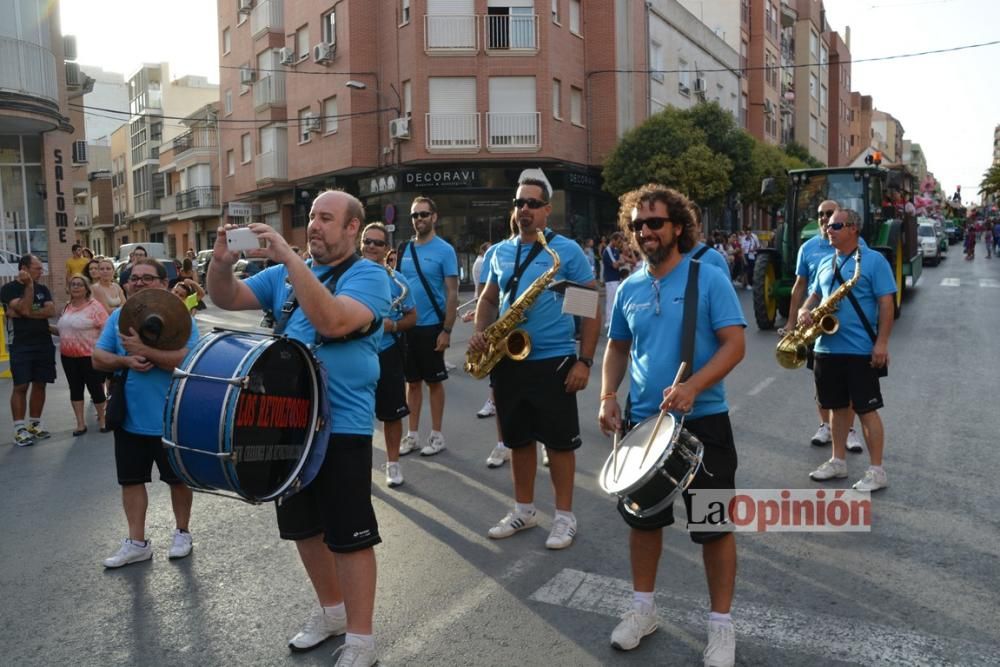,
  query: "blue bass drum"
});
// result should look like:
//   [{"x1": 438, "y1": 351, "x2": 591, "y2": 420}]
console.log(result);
[{"x1": 164, "y1": 330, "x2": 329, "y2": 503}]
